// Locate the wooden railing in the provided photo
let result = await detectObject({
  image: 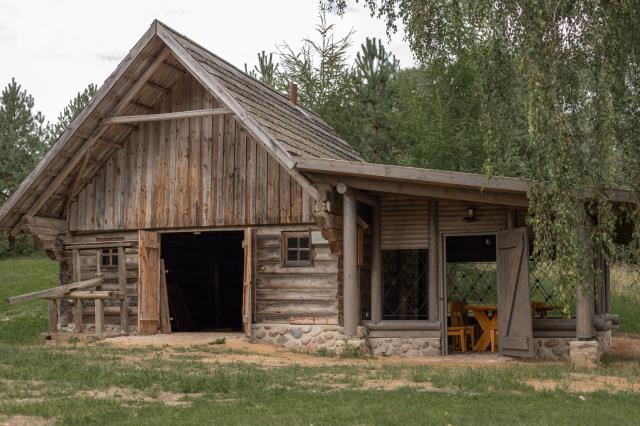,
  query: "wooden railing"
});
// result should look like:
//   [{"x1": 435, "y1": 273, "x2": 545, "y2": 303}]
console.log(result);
[{"x1": 5, "y1": 275, "x2": 131, "y2": 334}]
